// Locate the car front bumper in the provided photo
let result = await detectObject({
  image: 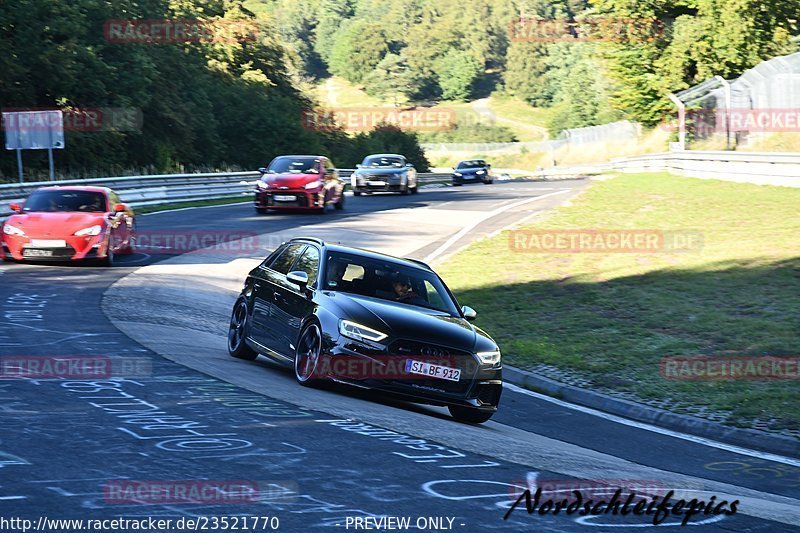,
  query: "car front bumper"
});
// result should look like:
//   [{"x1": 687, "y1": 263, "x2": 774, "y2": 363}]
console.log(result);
[
  {"x1": 352, "y1": 174, "x2": 407, "y2": 193},
  {"x1": 255, "y1": 188, "x2": 326, "y2": 210},
  {"x1": 1, "y1": 234, "x2": 110, "y2": 261},
  {"x1": 452, "y1": 174, "x2": 488, "y2": 184},
  {"x1": 321, "y1": 337, "x2": 502, "y2": 411}
]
